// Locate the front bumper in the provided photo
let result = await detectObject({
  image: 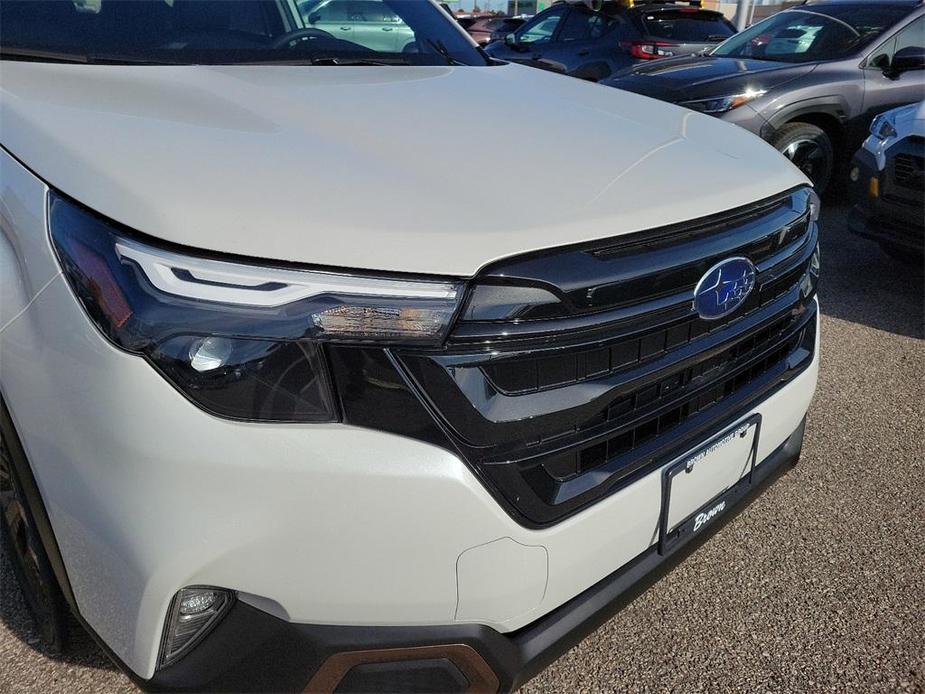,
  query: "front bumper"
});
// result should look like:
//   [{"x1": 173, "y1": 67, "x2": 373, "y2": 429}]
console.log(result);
[
  {"x1": 141, "y1": 418, "x2": 806, "y2": 693},
  {"x1": 1, "y1": 263, "x2": 819, "y2": 690},
  {"x1": 848, "y1": 144, "x2": 925, "y2": 254}
]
